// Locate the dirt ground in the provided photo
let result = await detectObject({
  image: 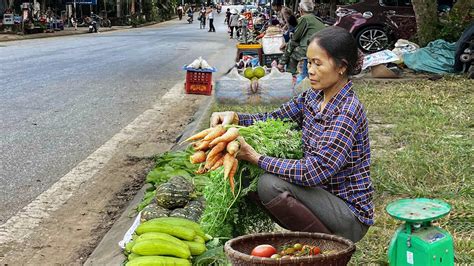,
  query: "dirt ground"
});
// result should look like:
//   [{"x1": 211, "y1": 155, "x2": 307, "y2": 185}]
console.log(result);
[{"x1": 0, "y1": 87, "x2": 210, "y2": 265}]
